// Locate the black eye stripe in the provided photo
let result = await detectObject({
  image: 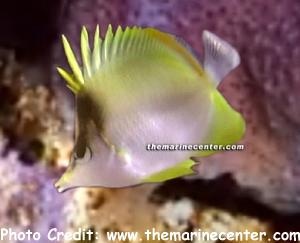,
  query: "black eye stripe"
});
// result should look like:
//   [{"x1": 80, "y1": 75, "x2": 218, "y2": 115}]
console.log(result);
[{"x1": 73, "y1": 146, "x2": 93, "y2": 163}]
